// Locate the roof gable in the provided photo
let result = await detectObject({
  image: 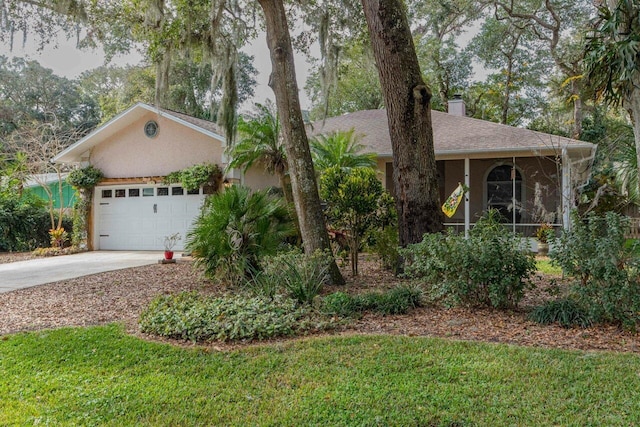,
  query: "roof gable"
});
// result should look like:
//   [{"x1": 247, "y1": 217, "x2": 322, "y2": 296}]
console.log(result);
[{"x1": 53, "y1": 103, "x2": 225, "y2": 164}]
